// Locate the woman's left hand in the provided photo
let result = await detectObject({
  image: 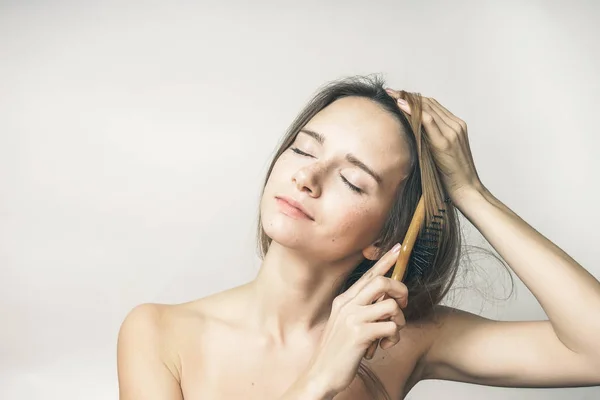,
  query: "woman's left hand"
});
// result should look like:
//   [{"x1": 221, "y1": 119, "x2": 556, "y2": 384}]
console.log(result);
[{"x1": 386, "y1": 89, "x2": 485, "y2": 208}]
